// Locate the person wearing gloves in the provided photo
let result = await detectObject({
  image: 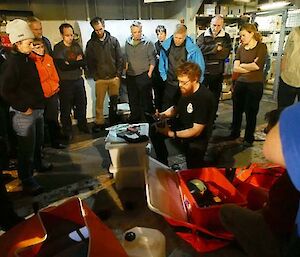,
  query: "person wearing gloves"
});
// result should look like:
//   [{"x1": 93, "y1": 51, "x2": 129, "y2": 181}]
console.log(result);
[
  {"x1": 0, "y1": 19, "x2": 45, "y2": 195},
  {"x1": 159, "y1": 24, "x2": 205, "y2": 111}
]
